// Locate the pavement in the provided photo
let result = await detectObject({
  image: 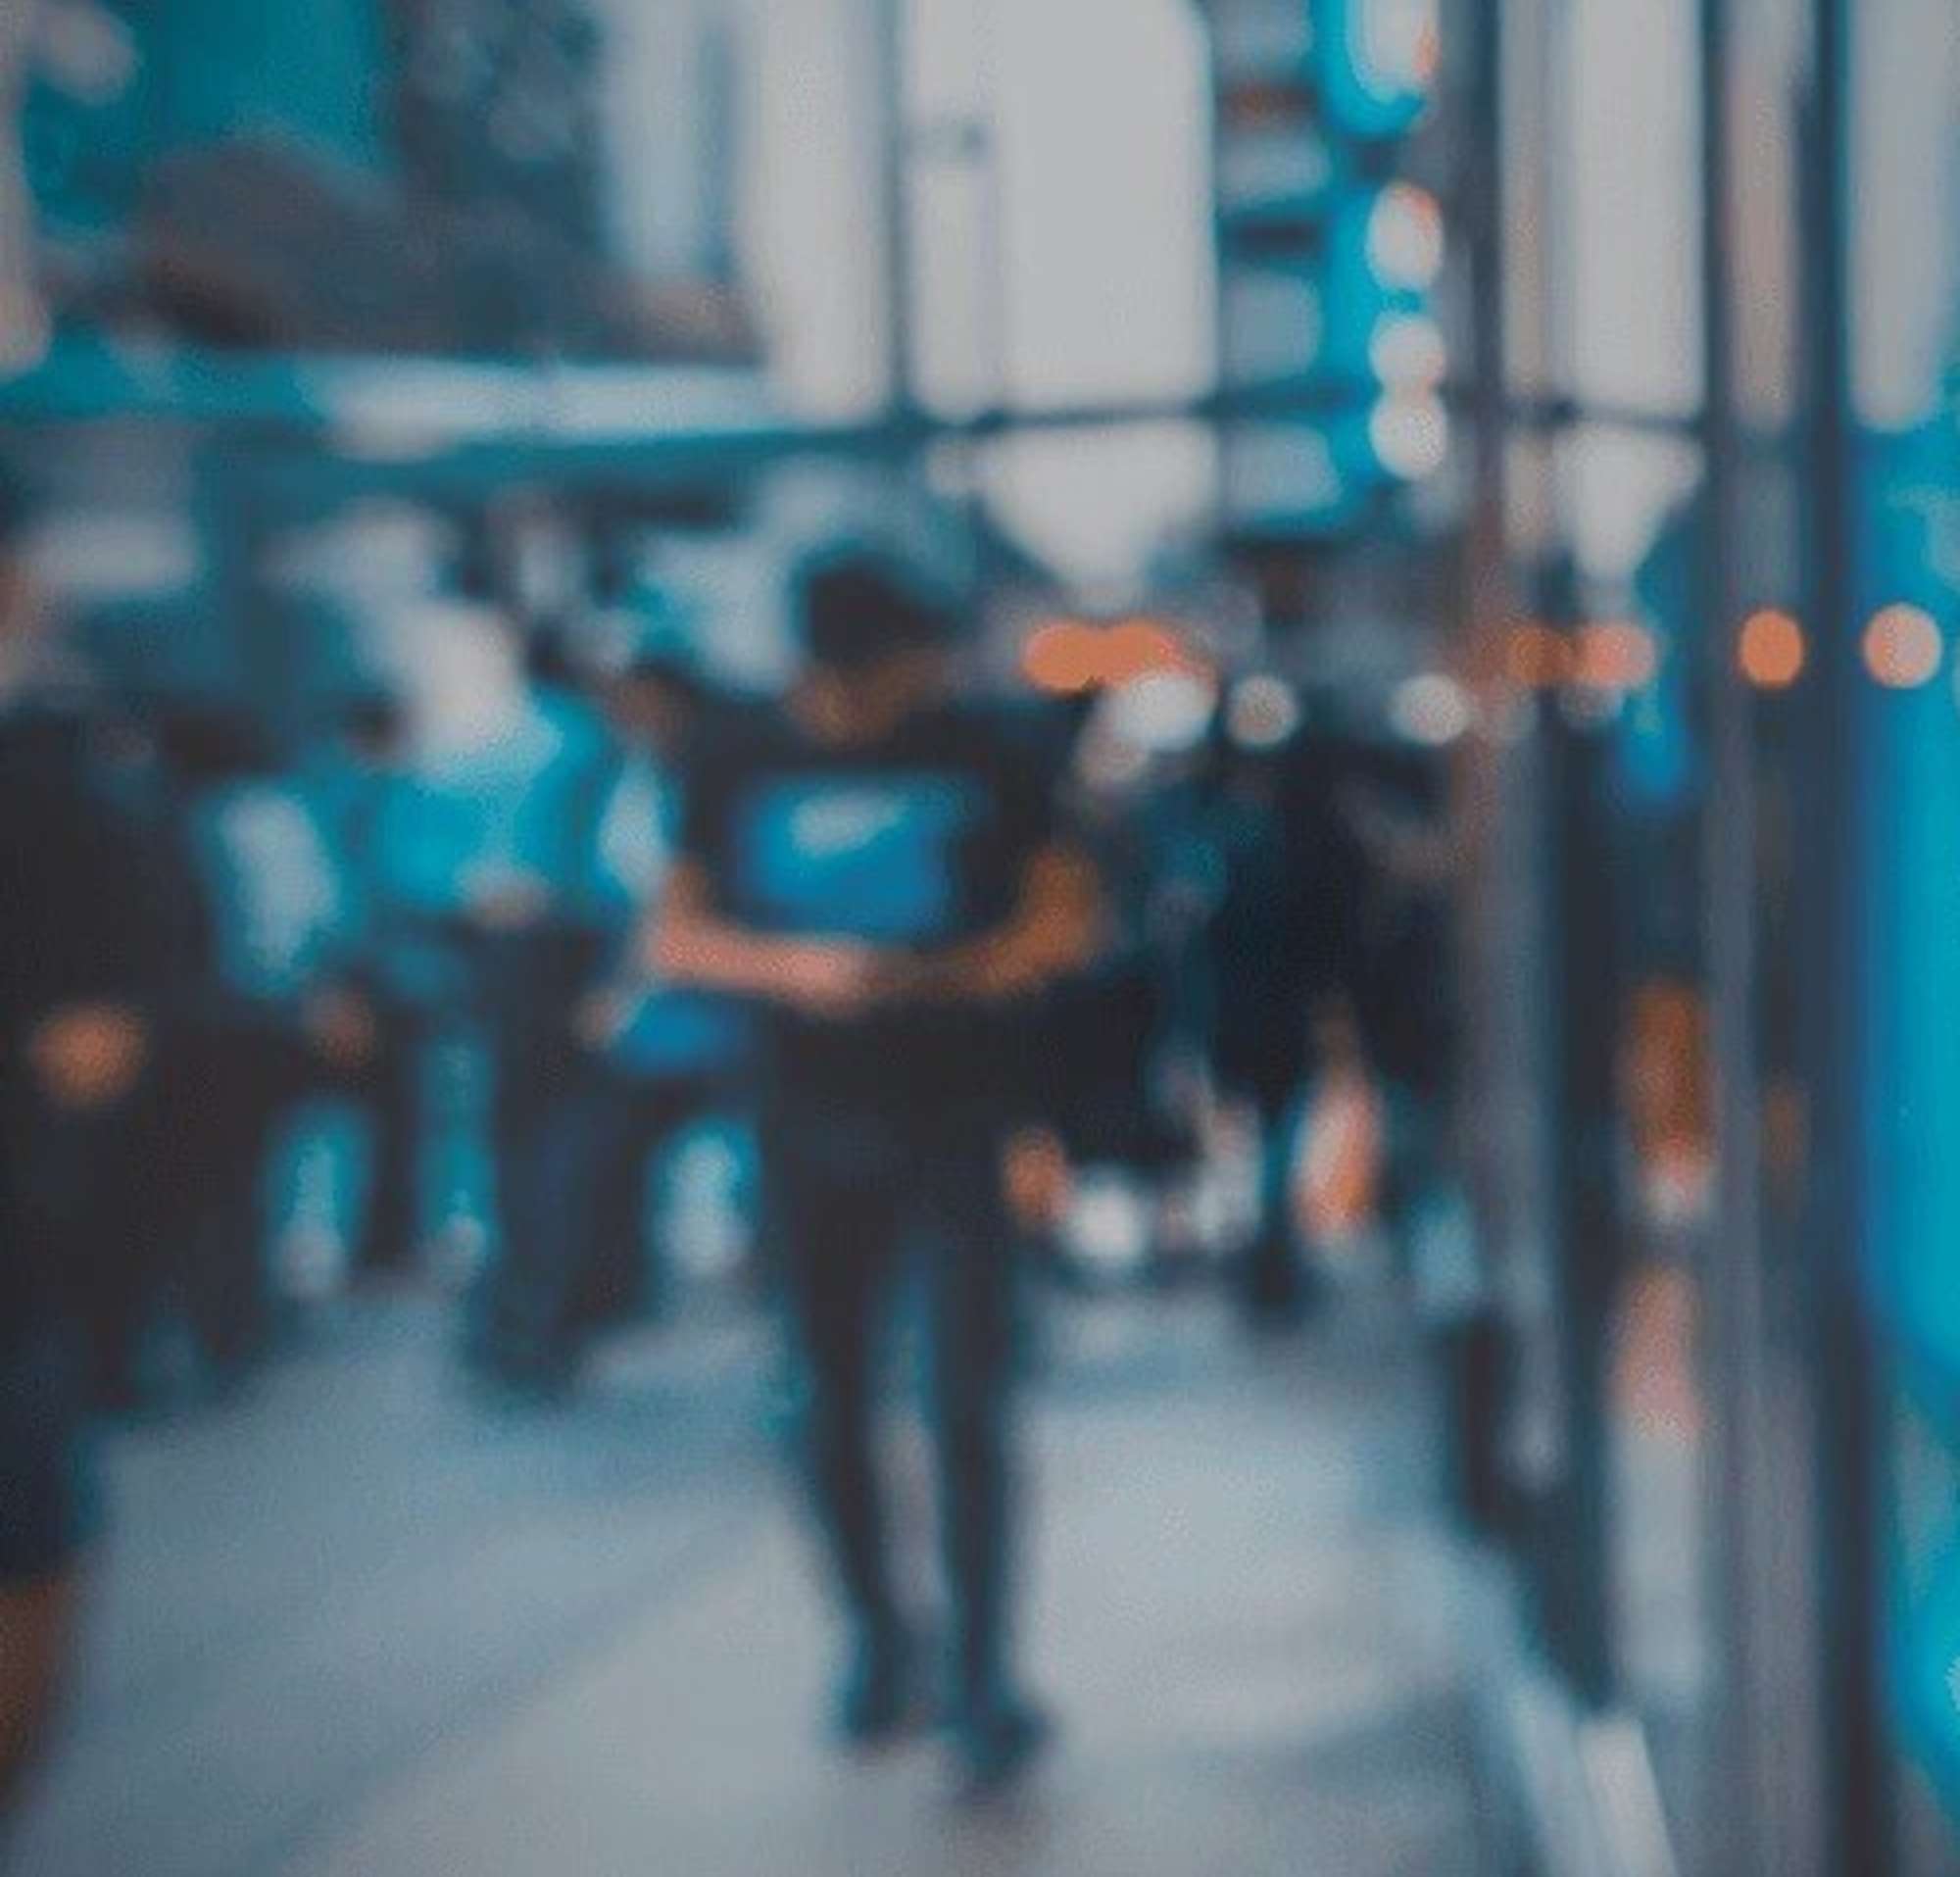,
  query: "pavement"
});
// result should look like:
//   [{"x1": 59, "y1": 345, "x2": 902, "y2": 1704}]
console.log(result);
[{"x1": 8, "y1": 1285, "x2": 1493, "y2": 1877}]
